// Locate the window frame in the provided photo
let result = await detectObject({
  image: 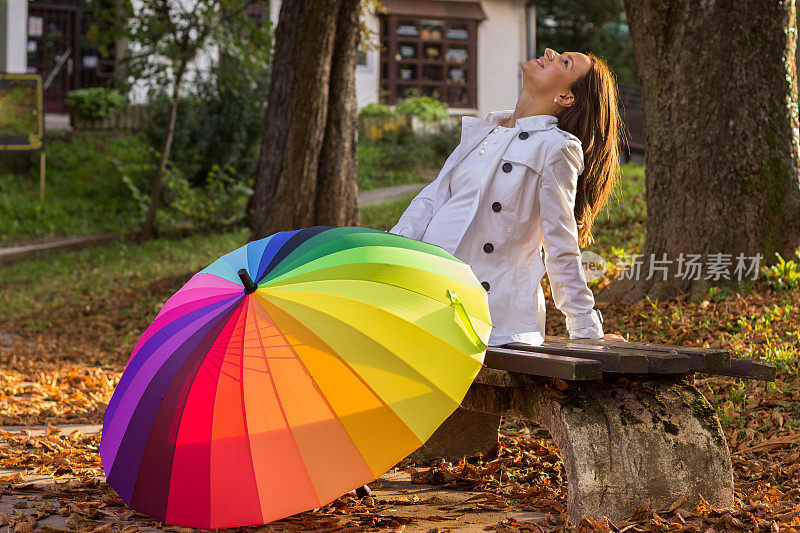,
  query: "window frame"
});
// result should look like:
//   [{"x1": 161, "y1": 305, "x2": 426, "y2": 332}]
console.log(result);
[{"x1": 379, "y1": 14, "x2": 478, "y2": 109}]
